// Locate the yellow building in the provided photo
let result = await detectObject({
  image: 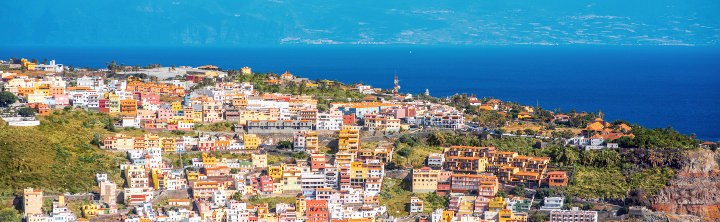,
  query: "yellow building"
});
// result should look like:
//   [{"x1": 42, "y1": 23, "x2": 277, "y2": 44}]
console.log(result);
[
  {"x1": 335, "y1": 152, "x2": 355, "y2": 167},
  {"x1": 338, "y1": 125, "x2": 360, "y2": 153},
  {"x1": 82, "y1": 204, "x2": 100, "y2": 218},
  {"x1": 171, "y1": 101, "x2": 182, "y2": 112},
  {"x1": 151, "y1": 168, "x2": 167, "y2": 190},
  {"x1": 498, "y1": 209, "x2": 513, "y2": 222},
  {"x1": 305, "y1": 131, "x2": 319, "y2": 153},
  {"x1": 489, "y1": 196, "x2": 507, "y2": 212},
  {"x1": 442, "y1": 210, "x2": 454, "y2": 222},
  {"x1": 295, "y1": 196, "x2": 306, "y2": 220},
  {"x1": 161, "y1": 138, "x2": 176, "y2": 153},
  {"x1": 187, "y1": 172, "x2": 199, "y2": 181},
  {"x1": 512, "y1": 211, "x2": 528, "y2": 222},
  {"x1": 192, "y1": 111, "x2": 203, "y2": 123},
  {"x1": 244, "y1": 134, "x2": 261, "y2": 150},
  {"x1": 244, "y1": 185, "x2": 255, "y2": 195},
  {"x1": 350, "y1": 162, "x2": 368, "y2": 180},
  {"x1": 268, "y1": 166, "x2": 283, "y2": 179},
  {"x1": 21, "y1": 59, "x2": 36, "y2": 70},
  {"x1": 238, "y1": 110, "x2": 270, "y2": 125},
  {"x1": 283, "y1": 175, "x2": 301, "y2": 192},
  {"x1": 517, "y1": 112, "x2": 533, "y2": 119},
  {"x1": 202, "y1": 153, "x2": 217, "y2": 168},
  {"x1": 231, "y1": 97, "x2": 248, "y2": 108}
]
